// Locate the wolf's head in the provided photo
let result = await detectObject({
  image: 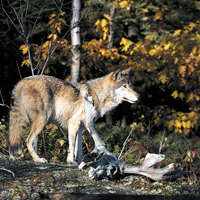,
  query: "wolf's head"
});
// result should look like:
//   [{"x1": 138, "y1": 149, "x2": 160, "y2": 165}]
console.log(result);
[{"x1": 110, "y1": 68, "x2": 139, "y2": 104}]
